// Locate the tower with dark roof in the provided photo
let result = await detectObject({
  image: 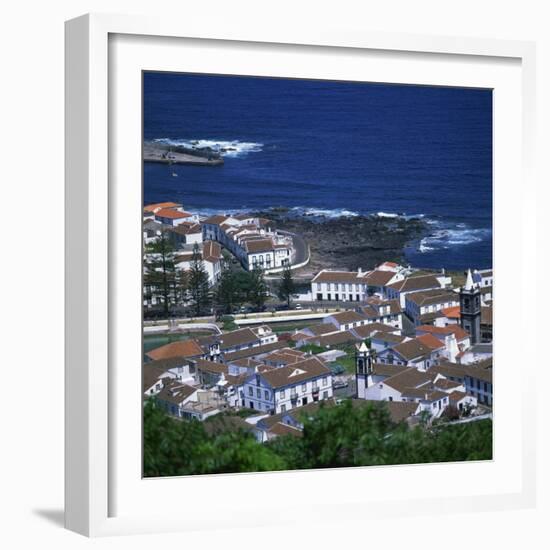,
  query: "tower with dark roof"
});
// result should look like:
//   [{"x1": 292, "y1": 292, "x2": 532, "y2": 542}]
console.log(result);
[
  {"x1": 355, "y1": 340, "x2": 375, "y2": 399},
  {"x1": 459, "y1": 269, "x2": 482, "y2": 345}
]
